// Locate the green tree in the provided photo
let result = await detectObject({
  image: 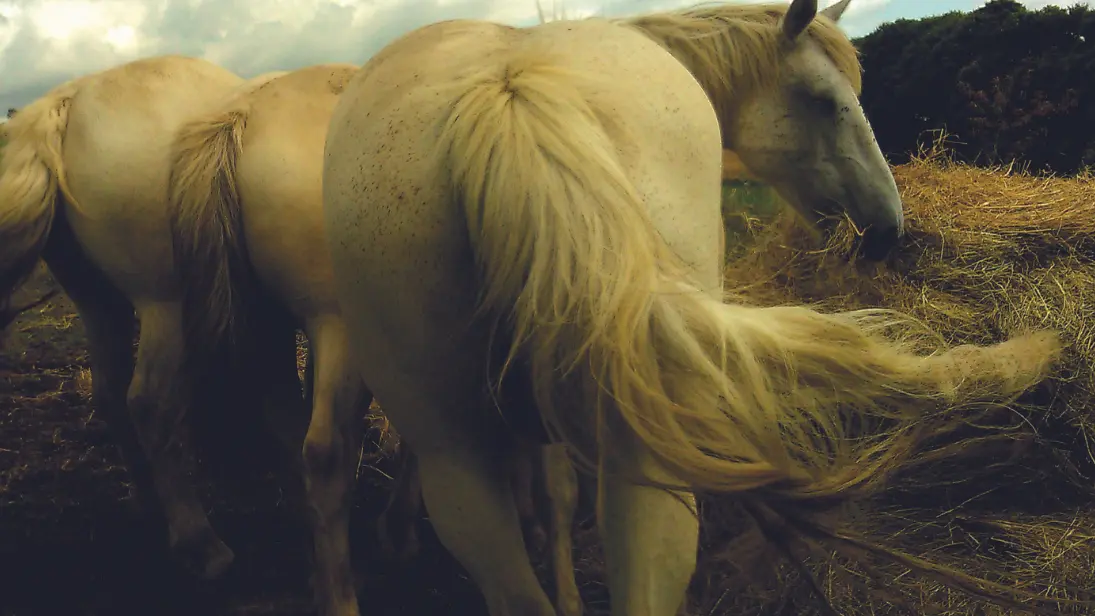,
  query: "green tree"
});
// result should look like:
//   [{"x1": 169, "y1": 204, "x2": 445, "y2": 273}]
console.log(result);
[{"x1": 854, "y1": 0, "x2": 1094, "y2": 174}]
